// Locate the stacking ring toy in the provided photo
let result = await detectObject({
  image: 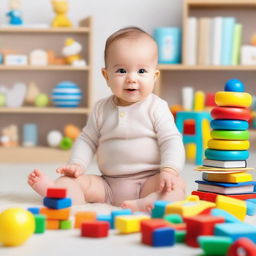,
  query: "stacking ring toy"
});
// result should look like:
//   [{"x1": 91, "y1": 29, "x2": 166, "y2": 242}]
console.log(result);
[
  {"x1": 205, "y1": 149, "x2": 249, "y2": 161},
  {"x1": 215, "y1": 92, "x2": 252, "y2": 108},
  {"x1": 208, "y1": 139, "x2": 250, "y2": 150},
  {"x1": 225, "y1": 79, "x2": 244, "y2": 92},
  {"x1": 210, "y1": 120, "x2": 249, "y2": 130},
  {"x1": 211, "y1": 130, "x2": 249, "y2": 140},
  {"x1": 211, "y1": 107, "x2": 251, "y2": 121}
]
